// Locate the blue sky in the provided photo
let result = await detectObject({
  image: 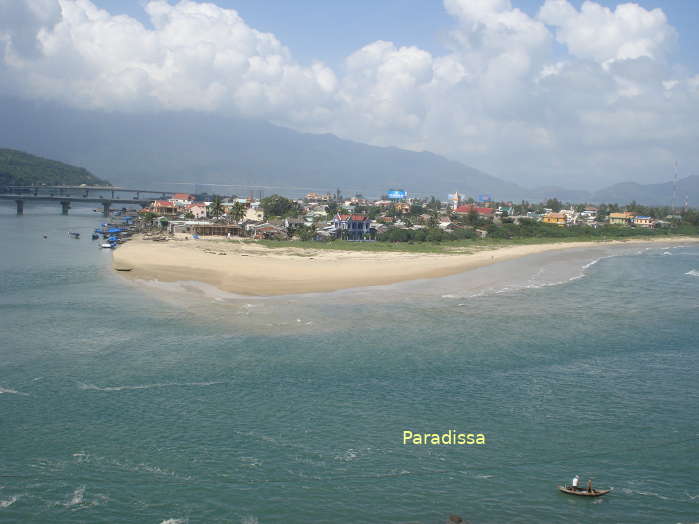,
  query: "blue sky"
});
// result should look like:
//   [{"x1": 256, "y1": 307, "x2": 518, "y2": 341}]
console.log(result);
[{"x1": 91, "y1": 0, "x2": 698, "y2": 70}]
